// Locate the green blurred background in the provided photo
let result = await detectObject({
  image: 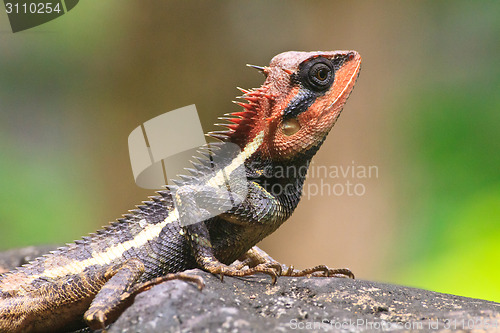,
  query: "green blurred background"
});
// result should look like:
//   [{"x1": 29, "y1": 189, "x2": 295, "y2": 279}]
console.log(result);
[{"x1": 0, "y1": 1, "x2": 498, "y2": 302}]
